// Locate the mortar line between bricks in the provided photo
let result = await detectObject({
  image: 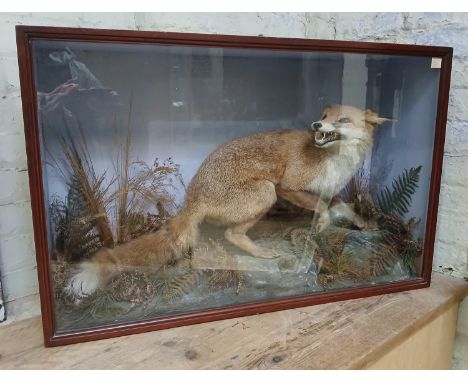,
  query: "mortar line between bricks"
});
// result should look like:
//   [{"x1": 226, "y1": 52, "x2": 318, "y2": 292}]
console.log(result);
[
  {"x1": 0, "y1": 168, "x2": 28, "y2": 172},
  {"x1": 444, "y1": 153, "x2": 468, "y2": 158},
  {"x1": 0, "y1": 199, "x2": 31, "y2": 207}
]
